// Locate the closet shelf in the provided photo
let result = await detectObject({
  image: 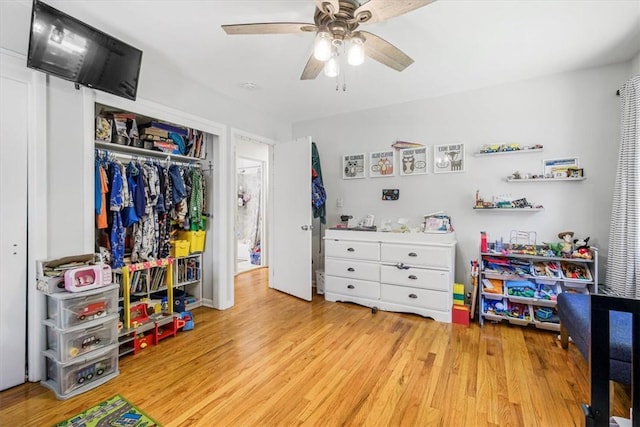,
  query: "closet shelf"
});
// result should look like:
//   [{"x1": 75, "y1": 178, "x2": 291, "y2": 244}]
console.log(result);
[{"x1": 95, "y1": 141, "x2": 201, "y2": 163}]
